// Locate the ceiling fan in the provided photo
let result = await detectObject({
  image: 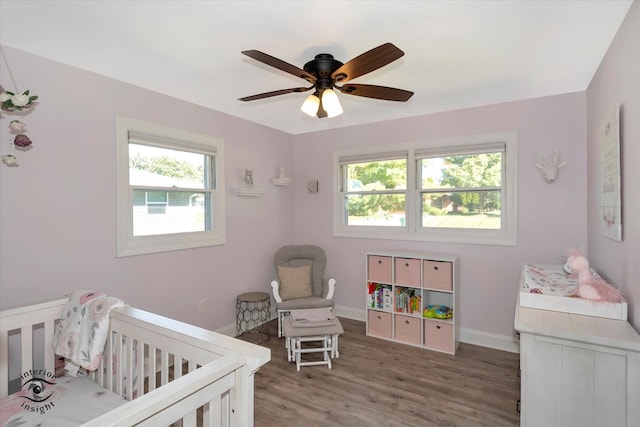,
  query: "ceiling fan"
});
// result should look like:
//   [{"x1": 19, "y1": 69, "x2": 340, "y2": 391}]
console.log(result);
[{"x1": 238, "y1": 43, "x2": 414, "y2": 118}]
